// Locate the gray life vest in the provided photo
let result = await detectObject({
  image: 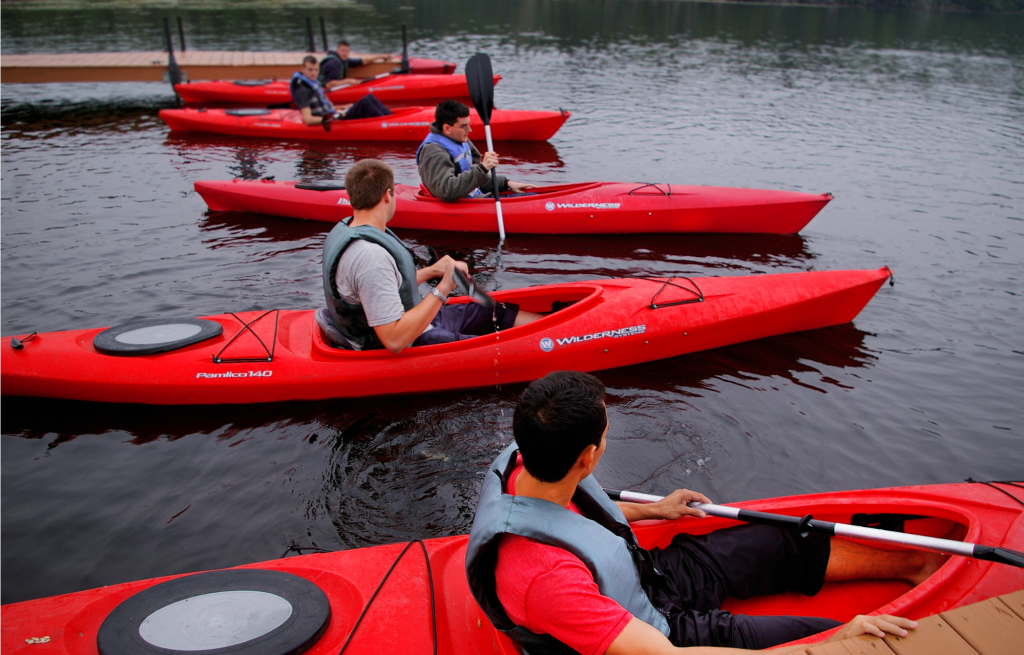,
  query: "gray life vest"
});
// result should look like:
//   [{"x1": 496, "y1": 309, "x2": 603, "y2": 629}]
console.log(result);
[
  {"x1": 321, "y1": 219, "x2": 421, "y2": 350},
  {"x1": 465, "y1": 442, "x2": 671, "y2": 655}
]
